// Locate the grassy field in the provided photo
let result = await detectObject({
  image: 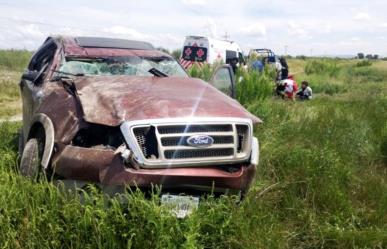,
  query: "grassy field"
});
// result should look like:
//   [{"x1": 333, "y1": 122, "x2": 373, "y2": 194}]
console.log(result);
[
  {"x1": 0, "y1": 51, "x2": 386, "y2": 248},
  {"x1": 0, "y1": 50, "x2": 32, "y2": 119}
]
